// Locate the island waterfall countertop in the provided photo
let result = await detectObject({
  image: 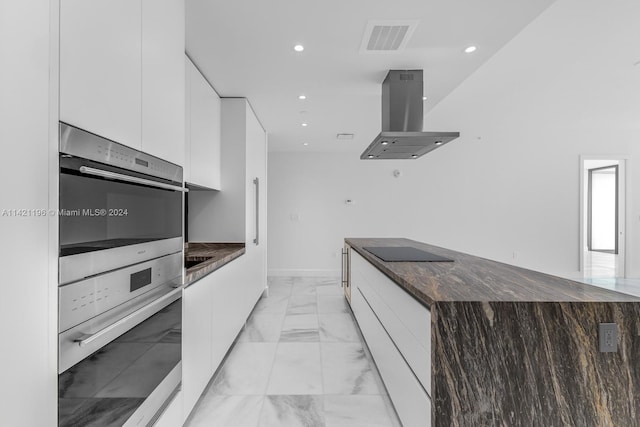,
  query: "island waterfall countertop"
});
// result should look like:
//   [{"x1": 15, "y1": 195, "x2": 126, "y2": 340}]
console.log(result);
[
  {"x1": 184, "y1": 242, "x2": 245, "y2": 286},
  {"x1": 346, "y1": 237, "x2": 640, "y2": 426},
  {"x1": 345, "y1": 237, "x2": 640, "y2": 306}
]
